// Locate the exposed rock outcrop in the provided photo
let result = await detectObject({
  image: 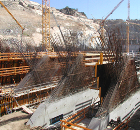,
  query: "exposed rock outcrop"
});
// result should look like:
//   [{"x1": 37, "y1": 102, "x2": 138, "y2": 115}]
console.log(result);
[{"x1": 59, "y1": 6, "x2": 87, "y2": 18}]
